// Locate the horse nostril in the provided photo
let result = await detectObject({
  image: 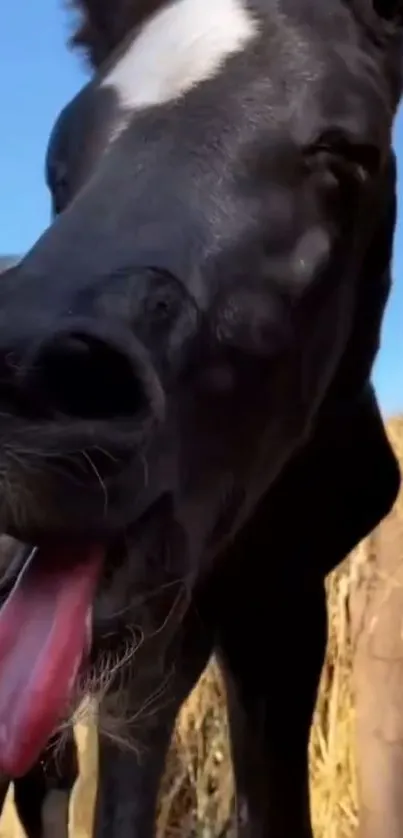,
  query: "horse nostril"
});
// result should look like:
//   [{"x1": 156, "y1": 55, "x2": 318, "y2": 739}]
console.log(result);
[{"x1": 21, "y1": 328, "x2": 163, "y2": 421}]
